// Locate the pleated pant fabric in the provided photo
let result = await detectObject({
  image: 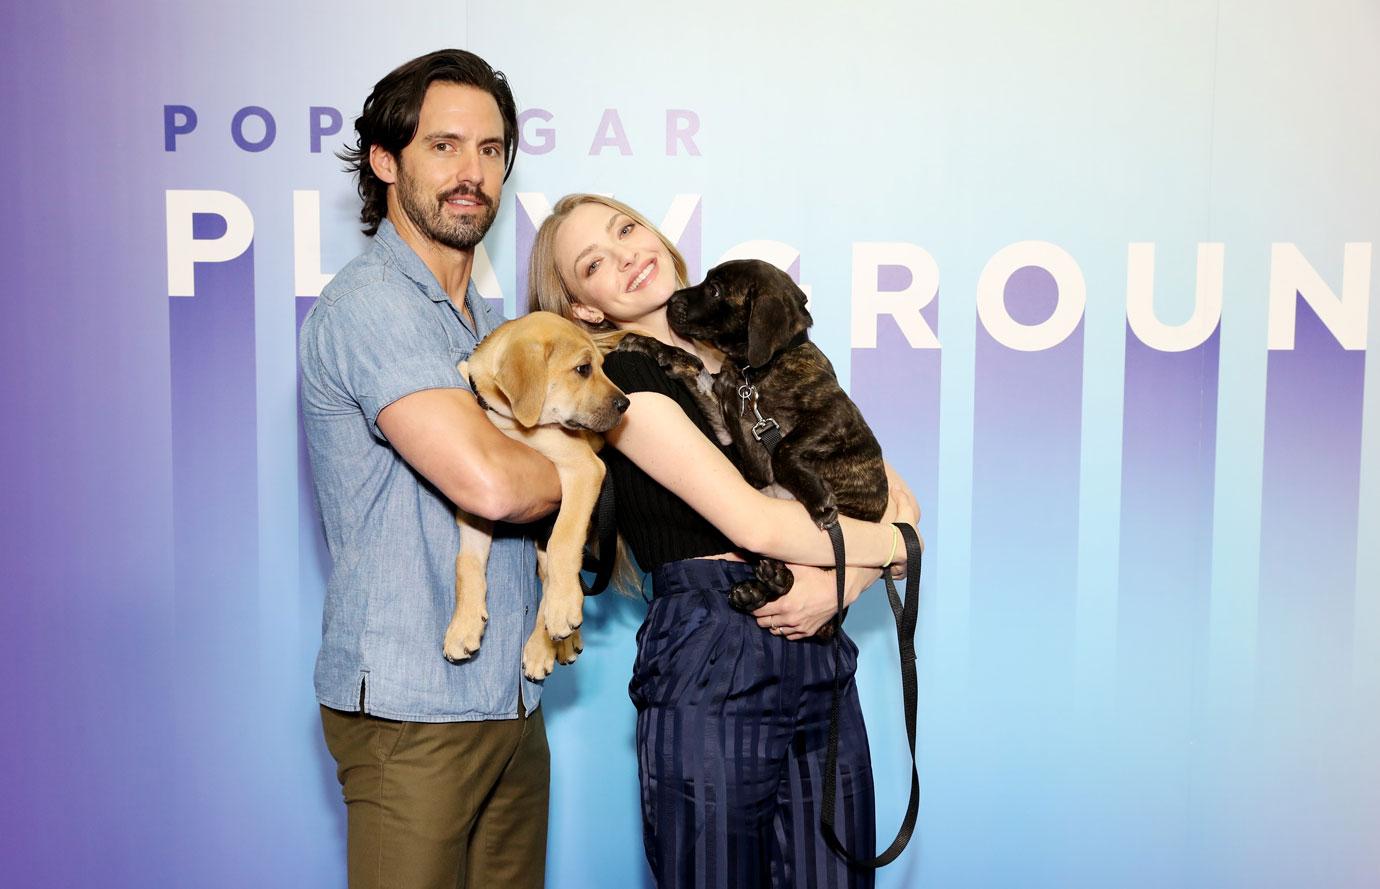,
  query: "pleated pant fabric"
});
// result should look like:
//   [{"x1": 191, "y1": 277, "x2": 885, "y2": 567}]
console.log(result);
[
  {"x1": 632, "y1": 558, "x2": 876, "y2": 889},
  {"x1": 319, "y1": 702, "x2": 549, "y2": 889}
]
